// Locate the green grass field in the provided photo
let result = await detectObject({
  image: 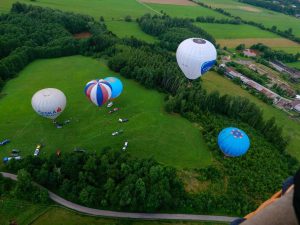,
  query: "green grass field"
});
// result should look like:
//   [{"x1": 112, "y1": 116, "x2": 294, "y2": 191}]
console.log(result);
[
  {"x1": 106, "y1": 21, "x2": 157, "y2": 43},
  {"x1": 202, "y1": 71, "x2": 300, "y2": 160},
  {"x1": 31, "y1": 207, "x2": 228, "y2": 225},
  {"x1": 198, "y1": 0, "x2": 300, "y2": 38},
  {"x1": 0, "y1": 56, "x2": 211, "y2": 169},
  {"x1": 287, "y1": 61, "x2": 300, "y2": 70},
  {"x1": 0, "y1": 198, "x2": 48, "y2": 225},
  {"x1": 147, "y1": 3, "x2": 227, "y2": 19},
  {"x1": 195, "y1": 23, "x2": 279, "y2": 39}
]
